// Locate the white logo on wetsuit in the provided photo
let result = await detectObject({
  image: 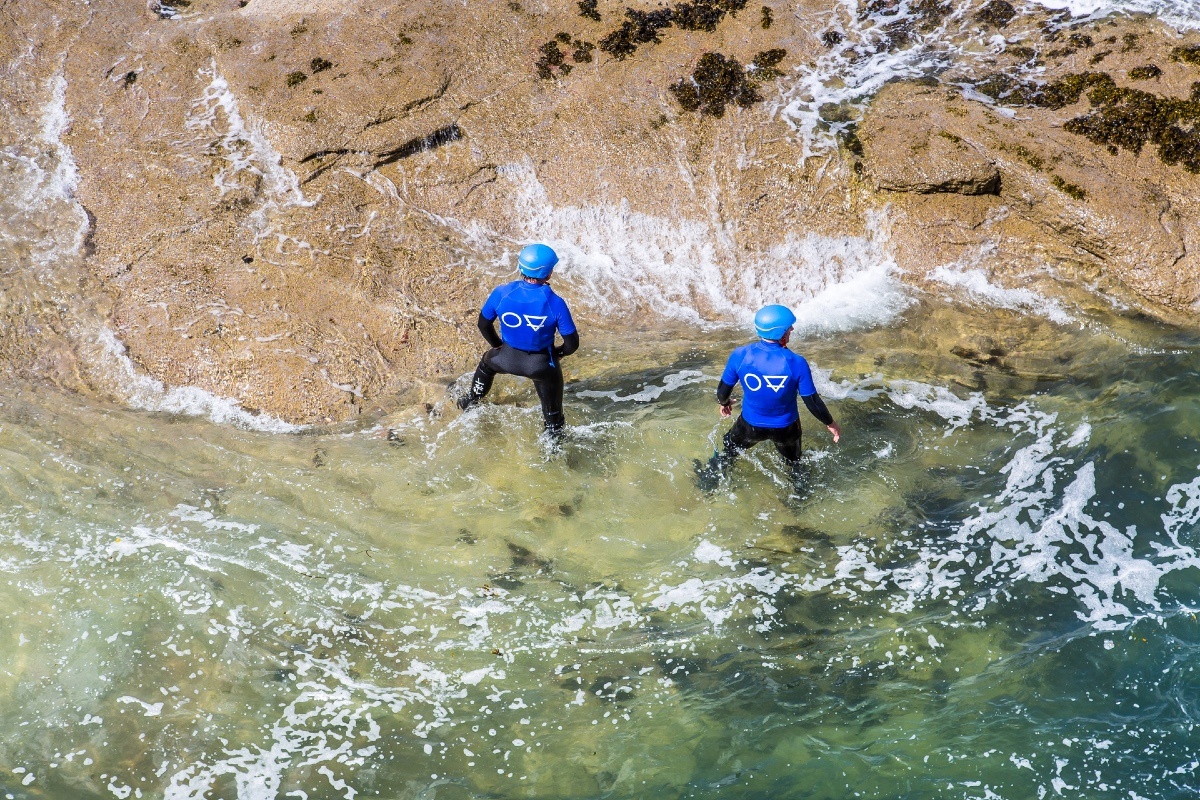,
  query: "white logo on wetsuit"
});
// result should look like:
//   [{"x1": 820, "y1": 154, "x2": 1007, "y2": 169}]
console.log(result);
[
  {"x1": 499, "y1": 312, "x2": 548, "y2": 331},
  {"x1": 743, "y1": 373, "x2": 788, "y2": 392}
]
